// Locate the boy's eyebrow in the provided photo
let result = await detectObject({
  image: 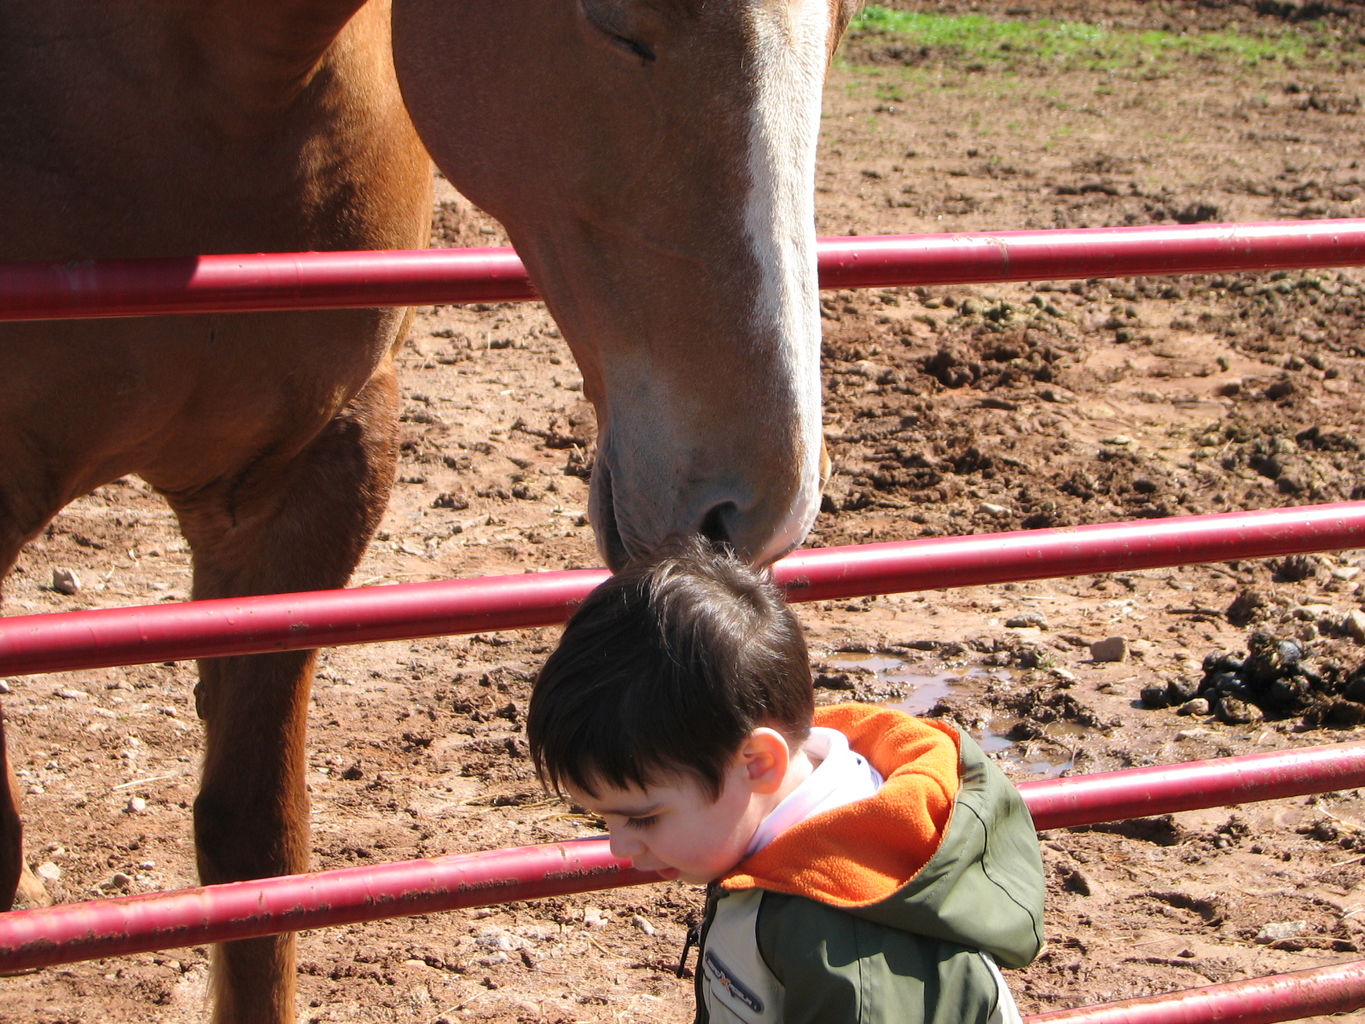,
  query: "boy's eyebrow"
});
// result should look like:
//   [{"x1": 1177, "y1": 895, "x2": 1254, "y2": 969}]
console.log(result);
[{"x1": 595, "y1": 800, "x2": 661, "y2": 818}]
